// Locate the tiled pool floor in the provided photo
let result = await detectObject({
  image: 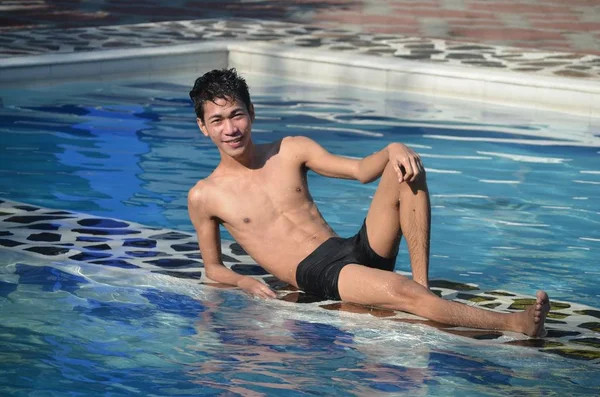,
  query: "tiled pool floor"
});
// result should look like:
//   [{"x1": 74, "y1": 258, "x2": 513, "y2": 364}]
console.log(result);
[{"x1": 2, "y1": 198, "x2": 599, "y2": 363}]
